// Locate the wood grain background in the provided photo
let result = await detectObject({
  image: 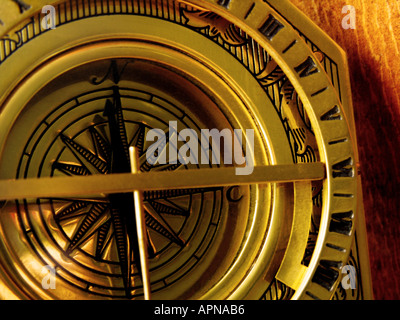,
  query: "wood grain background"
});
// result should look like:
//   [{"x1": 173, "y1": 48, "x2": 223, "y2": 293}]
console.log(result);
[{"x1": 290, "y1": 0, "x2": 400, "y2": 300}]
